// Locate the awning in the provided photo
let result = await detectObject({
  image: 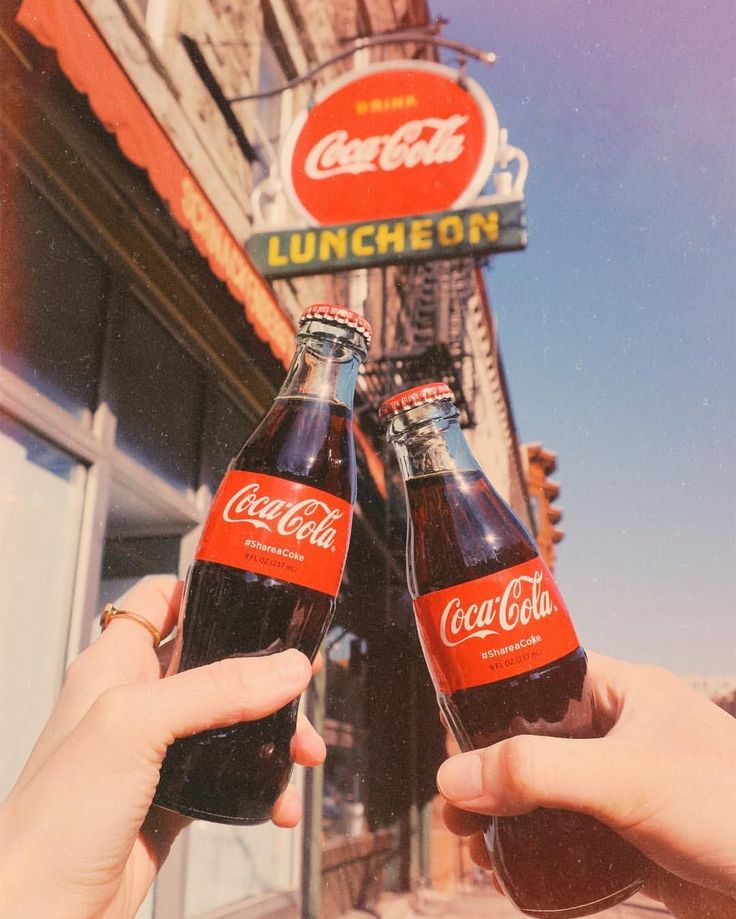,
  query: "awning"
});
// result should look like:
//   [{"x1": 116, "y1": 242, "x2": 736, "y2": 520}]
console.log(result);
[
  {"x1": 17, "y1": 0, "x2": 295, "y2": 369},
  {"x1": 16, "y1": 0, "x2": 387, "y2": 499}
]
